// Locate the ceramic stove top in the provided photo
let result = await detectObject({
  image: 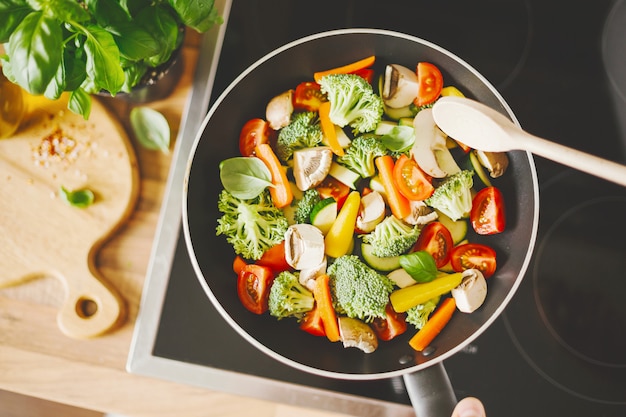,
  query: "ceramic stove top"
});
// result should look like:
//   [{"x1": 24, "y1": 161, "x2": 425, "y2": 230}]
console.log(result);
[{"x1": 128, "y1": 1, "x2": 626, "y2": 415}]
